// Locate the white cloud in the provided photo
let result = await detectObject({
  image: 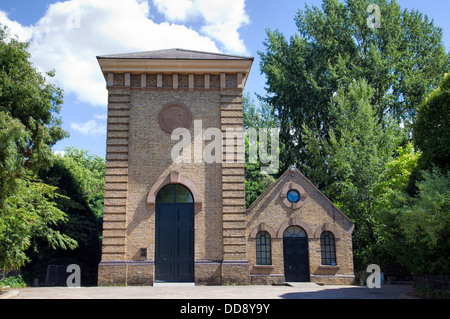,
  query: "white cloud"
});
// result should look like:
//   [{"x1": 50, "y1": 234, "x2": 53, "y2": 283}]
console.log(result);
[
  {"x1": 1, "y1": 0, "x2": 249, "y2": 109},
  {"x1": 0, "y1": 11, "x2": 33, "y2": 42},
  {"x1": 28, "y1": 0, "x2": 221, "y2": 107},
  {"x1": 70, "y1": 119, "x2": 106, "y2": 135},
  {"x1": 152, "y1": 0, "x2": 195, "y2": 22},
  {"x1": 152, "y1": 0, "x2": 250, "y2": 54}
]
